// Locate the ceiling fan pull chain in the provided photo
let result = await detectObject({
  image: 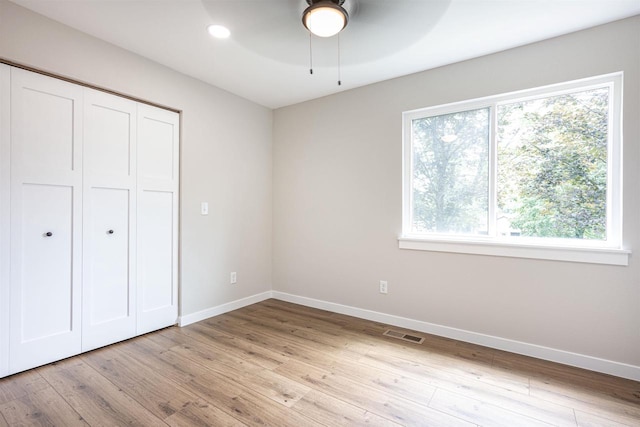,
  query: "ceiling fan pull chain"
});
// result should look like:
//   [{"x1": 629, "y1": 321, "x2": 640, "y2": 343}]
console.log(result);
[
  {"x1": 337, "y1": 33, "x2": 342, "y2": 86},
  {"x1": 309, "y1": 33, "x2": 314, "y2": 75}
]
